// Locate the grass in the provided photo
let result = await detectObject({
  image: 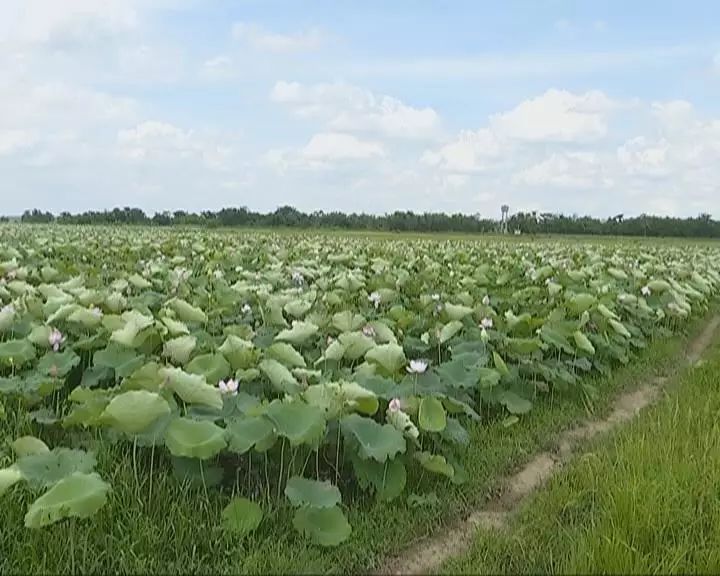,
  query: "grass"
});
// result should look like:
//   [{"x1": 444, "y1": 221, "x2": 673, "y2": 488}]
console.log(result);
[
  {"x1": 0, "y1": 311, "x2": 715, "y2": 574},
  {"x1": 443, "y1": 328, "x2": 720, "y2": 574}
]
